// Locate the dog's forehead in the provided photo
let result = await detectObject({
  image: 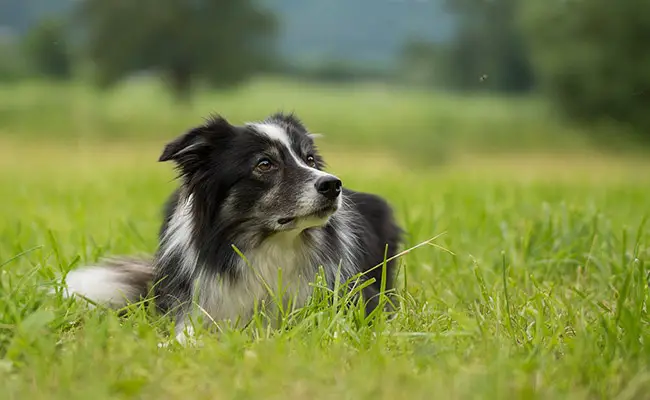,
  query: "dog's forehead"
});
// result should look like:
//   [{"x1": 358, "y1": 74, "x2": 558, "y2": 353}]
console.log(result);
[{"x1": 246, "y1": 121, "x2": 311, "y2": 151}]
